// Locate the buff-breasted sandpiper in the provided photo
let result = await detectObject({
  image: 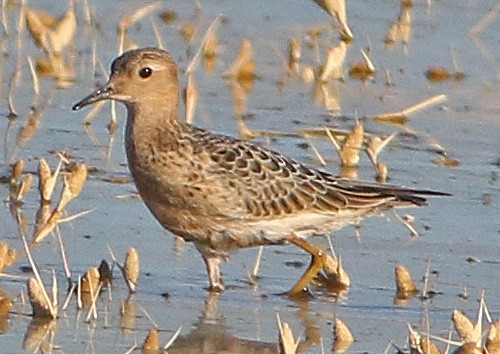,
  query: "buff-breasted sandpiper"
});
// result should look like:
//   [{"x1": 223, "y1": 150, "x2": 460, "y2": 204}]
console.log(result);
[{"x1": 73, "y1": 47, "x2": 448, "y2": 294}]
